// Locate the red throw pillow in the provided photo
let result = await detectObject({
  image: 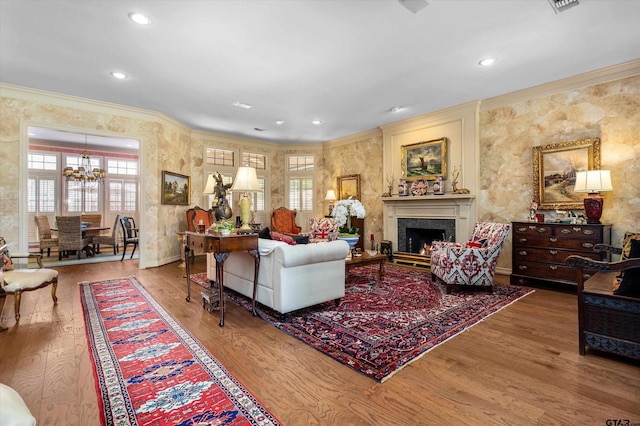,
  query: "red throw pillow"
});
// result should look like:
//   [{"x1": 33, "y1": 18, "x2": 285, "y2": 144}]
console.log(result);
[
  {"x1": 466, "y1": 241, "x2": 484, "y2": 248},
  {"x1": 270, "y1": 231, "x2": 297, "y2": 246}
]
